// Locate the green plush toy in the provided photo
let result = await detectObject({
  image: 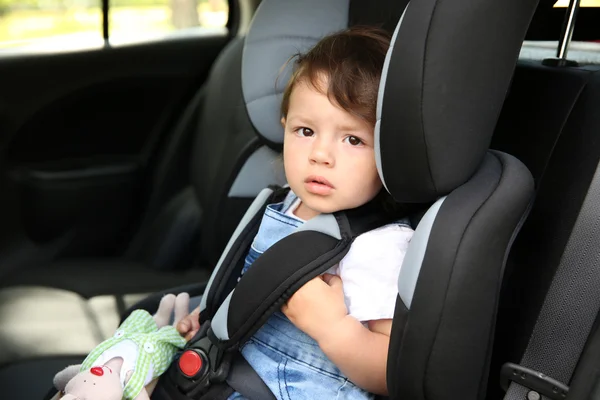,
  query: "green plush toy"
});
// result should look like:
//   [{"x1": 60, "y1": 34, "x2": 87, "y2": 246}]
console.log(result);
[{"x1": 52, "y1": 293, "x2": 190, "y2": 400}]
